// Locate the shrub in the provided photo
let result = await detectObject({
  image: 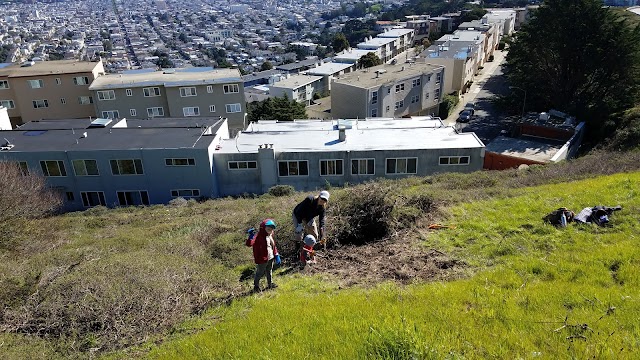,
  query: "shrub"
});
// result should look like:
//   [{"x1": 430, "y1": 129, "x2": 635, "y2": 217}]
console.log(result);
[{"x1": 268, "y1": 185, "x2": 295, "y2": 197}]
